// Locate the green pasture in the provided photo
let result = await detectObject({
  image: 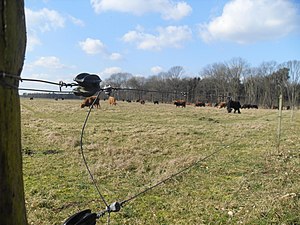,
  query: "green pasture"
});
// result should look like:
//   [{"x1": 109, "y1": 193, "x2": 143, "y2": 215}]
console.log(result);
[{"x1": 20, "y1": 98, "x2": 300, "y2": 224}]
